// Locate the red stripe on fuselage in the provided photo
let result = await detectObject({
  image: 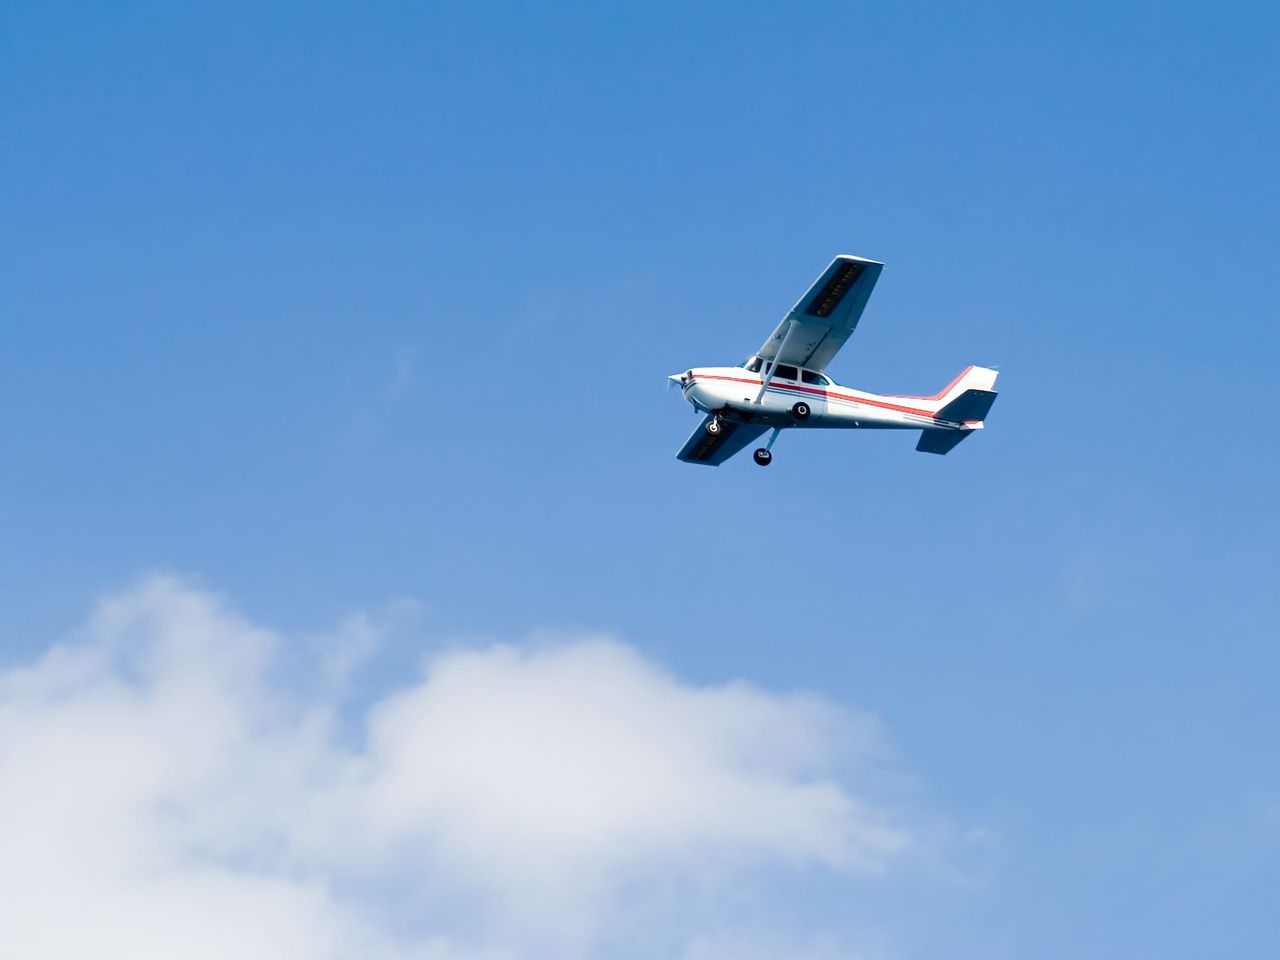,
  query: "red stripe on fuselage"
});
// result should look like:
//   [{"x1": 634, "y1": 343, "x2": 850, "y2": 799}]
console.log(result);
[
  {"x1": 881, "y1": 364, "x2": 974, "y2": 401},
  {"x1": 688, "y1": 374, "x2": 940, "y2": 420}
]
